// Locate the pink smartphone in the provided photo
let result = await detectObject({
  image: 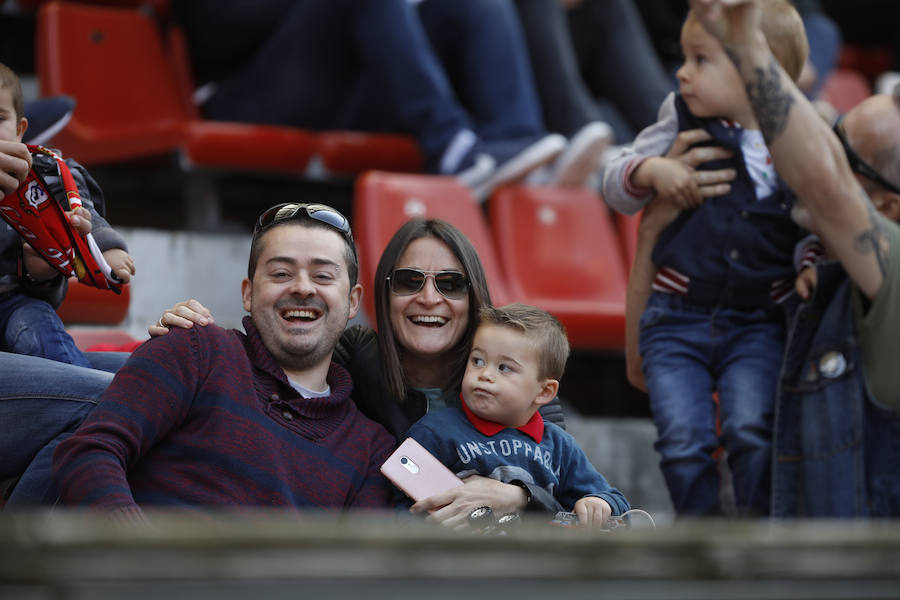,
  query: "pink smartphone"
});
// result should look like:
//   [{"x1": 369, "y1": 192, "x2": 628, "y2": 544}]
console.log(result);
[{"x1": 380, "y1": 438, "x2": 464, "y2": 502}]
